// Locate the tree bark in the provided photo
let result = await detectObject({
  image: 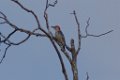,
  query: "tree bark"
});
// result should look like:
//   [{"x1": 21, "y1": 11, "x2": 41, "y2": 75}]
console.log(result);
[{"x1": 71, "y1": 60, "x2": 78, "y2": 80}]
